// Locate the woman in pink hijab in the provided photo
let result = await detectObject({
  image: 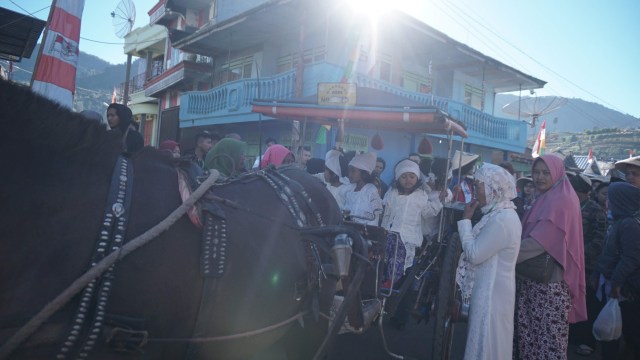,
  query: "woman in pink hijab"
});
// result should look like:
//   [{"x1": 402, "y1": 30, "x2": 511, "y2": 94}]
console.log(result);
[
  {"x1": 260, "y1": 144, "x2": 294, "y2": 169},
  {"x1": 514, "y1": 154, "x2": 586, "y2": 360}
]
